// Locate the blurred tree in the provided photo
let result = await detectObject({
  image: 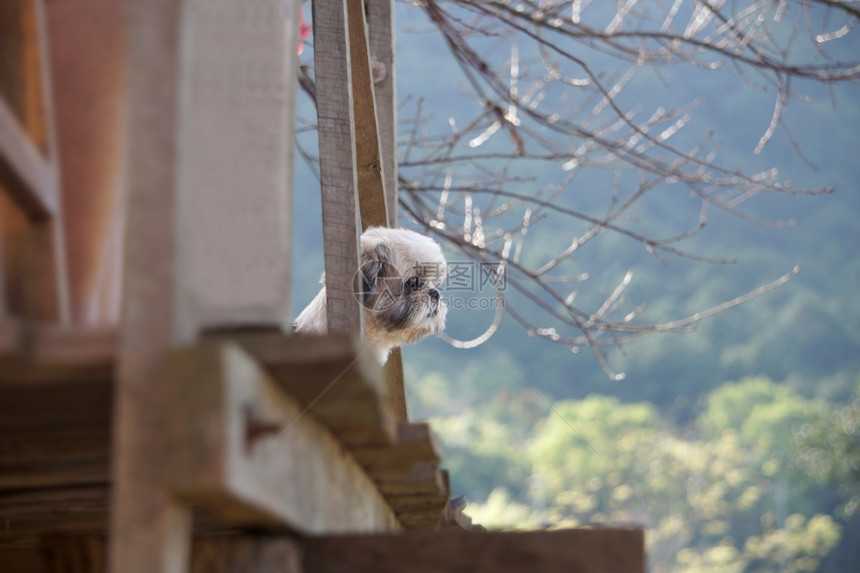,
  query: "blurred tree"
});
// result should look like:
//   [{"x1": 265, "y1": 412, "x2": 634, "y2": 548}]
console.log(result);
[
  {"x1": 441, "y1": 391, "x2": 844, "y2": 571},
  {"x1": 795, "y1": 377, "x2": 860, "y2": 518}
]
